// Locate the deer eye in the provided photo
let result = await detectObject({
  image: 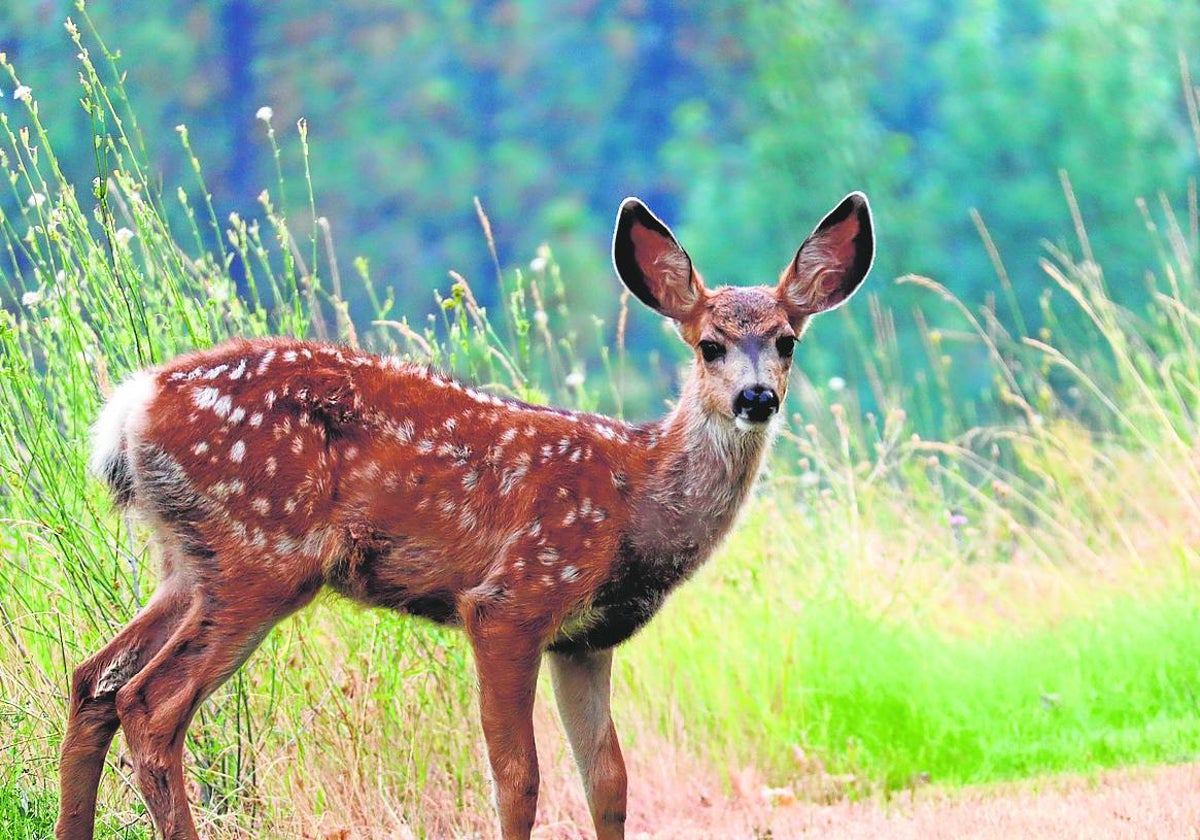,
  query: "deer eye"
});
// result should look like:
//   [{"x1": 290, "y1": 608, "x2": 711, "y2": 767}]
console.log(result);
[
  {"x1": 698, "y1": 340, "x2": 725, "y2": 363},
  {"x1": 775, "y1": 335, "x2": 796, "y2": 359}
]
